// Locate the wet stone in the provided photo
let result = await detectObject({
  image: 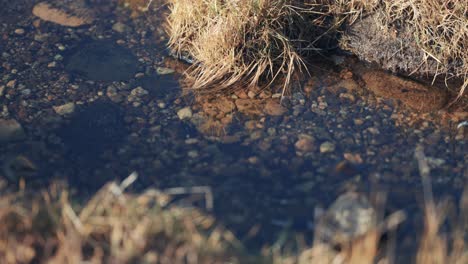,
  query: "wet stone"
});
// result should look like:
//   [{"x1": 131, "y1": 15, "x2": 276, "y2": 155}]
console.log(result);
[{"x1": 65, "y1": 40, "x2": 139, "y2": 81}]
